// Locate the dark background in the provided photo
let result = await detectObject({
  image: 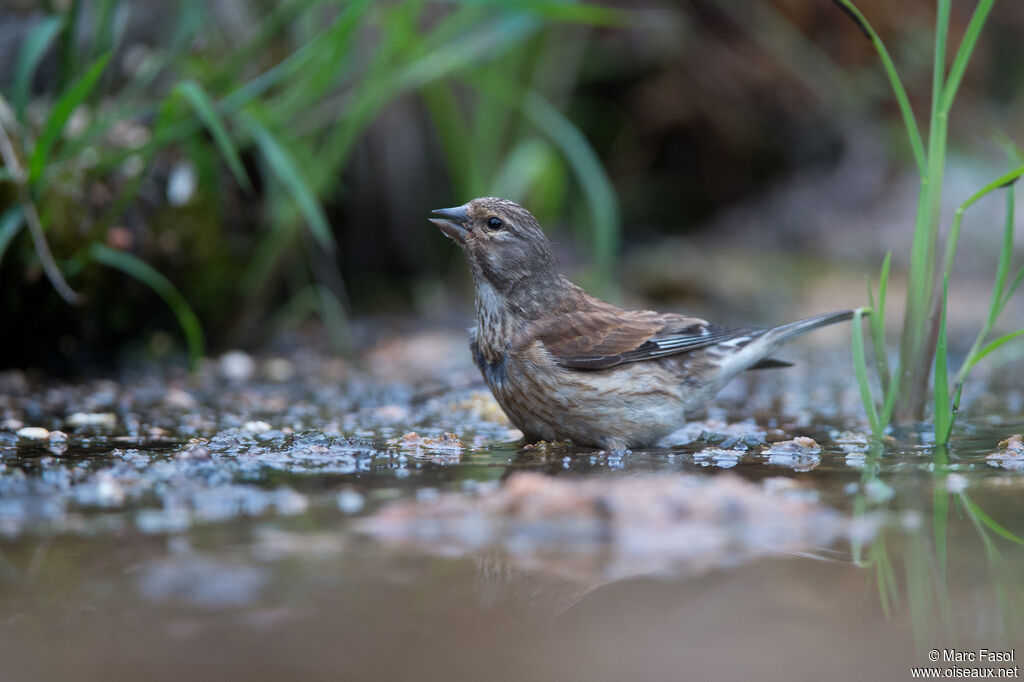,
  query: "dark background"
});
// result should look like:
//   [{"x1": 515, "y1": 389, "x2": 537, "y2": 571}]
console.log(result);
[{"x1": 1, "y1": 0, "x2": 1021, "y2": 370}]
